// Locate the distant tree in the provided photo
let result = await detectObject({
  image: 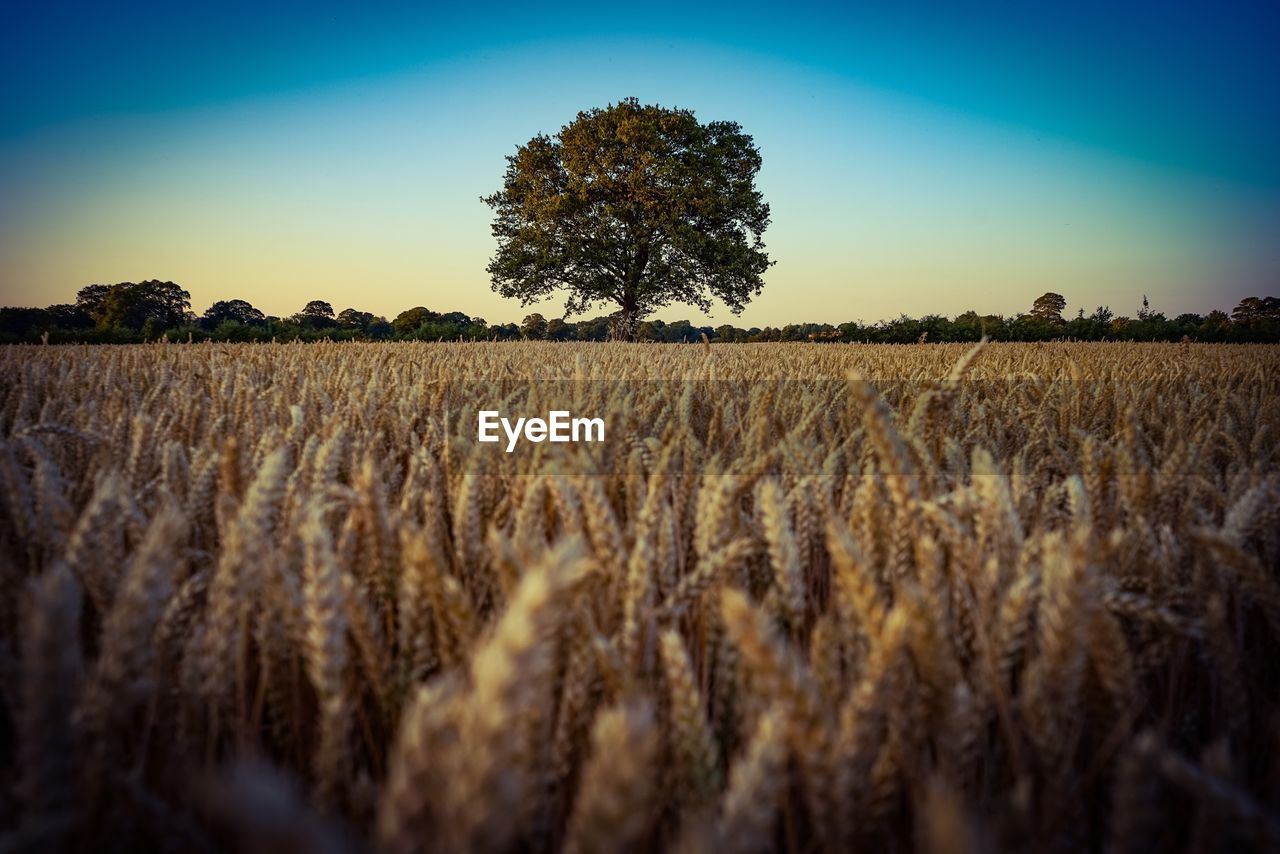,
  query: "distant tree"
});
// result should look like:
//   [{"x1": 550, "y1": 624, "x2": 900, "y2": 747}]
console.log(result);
[
  {"x1": 131, "y1": 280, "x2": 192, "y2": 328},
  {"x1": 46, "y1": 303, "x2": 94, "y2": 330},
  {"x1": 392, "y1": 306, "x2": 438, "y2": 336},
  {"x1": 635, "y1": 319, "x2": 661, "y2": 341},
  {"x1": 336, "y1": 308, "x2": 375, "y2": 330},
  {"x1": 291, "y1": 300, "x2": 336, "y2": 329},
  {"x1": 0, "y1": 307, "x2": 49, "y2": 338},
  {"x1": 981, "y1": 315, "x2": 1011, "y2": 341},
  {"x1": 664, "y1": 320, "x2": 696, "y2": 342},
  {"x1": 203, "y1": 299, "x2": 266, "y2": 328},
  {"x1": 755, "y1": 326, "x2": 781, "y2": 342},
  {"x1": 837, "y1": 321, "x2": 866, "y2": 342},
  {"x1": 1029, "y1": 292, "x2": 1067, "y2": 324},
  {"x1": 1129, "y1": 296, "x2": 1168, "y2": 340},
  {"x1": 951, "y1": 311, "x2": 984, "y2": 341},
  {"x1": 73, "y1": 281, "x2": 190, "y2": 331},
  {"x1": 546, "y1": 318, "x2": 572, "y2": 340},
  {"x1": 212, "y1": 319, "x2": 268, "y2": 341},
  {"x1": 1232, "y1": 296, "x2": 1280, "y2": 325},
  {"x1": 484, "y1": 98, "x2": 772, "y2": 340},
  {"x1": 521, "y1": 313, "x2": 548, "y2": 340},
  {"x1": 74, "y1": 284, "x2": 114, "y2": 316},
  {"x1": 575, "y1": 316, "x2": 612, "y2": 341},
  {"x1": 715, "y1": 324, "x2": 743, "y2": 342}
]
